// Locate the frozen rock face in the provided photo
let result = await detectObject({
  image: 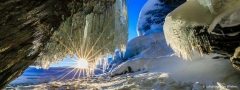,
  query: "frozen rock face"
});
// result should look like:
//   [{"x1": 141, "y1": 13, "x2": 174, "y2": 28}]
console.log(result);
[
  {"x1": 163, "y1": 0, "x2": 240, "y2": 70},
  {"x1": 0, "y1": 0, "x2": 128, "y2": 88},
  {"x1": 137, "y1": 0, "x2": 185, "y2": 36}
]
